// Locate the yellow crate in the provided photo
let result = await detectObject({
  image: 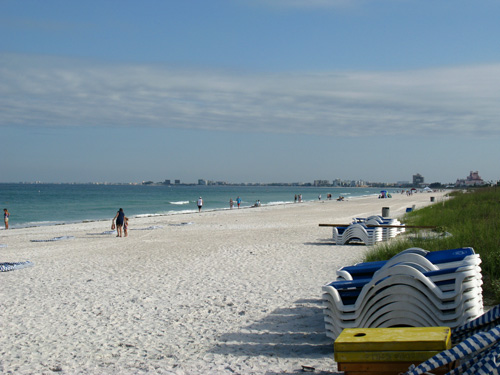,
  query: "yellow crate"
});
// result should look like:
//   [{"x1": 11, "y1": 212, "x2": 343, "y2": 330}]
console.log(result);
[{"x1": 334, "y1": 327, "x2": 451, "y2": 353}]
